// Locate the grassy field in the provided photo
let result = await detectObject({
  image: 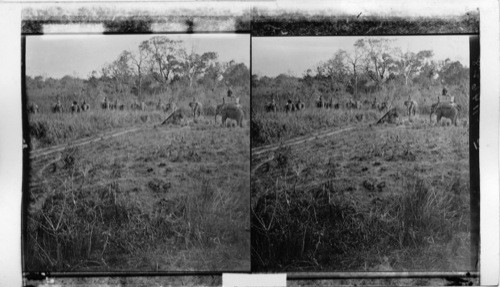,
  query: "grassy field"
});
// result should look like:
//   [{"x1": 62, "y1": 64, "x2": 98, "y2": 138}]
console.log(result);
[
  {"x1": 25, "y1": 113, "x2": 250, "y2": 271},
  {"x1": 251, "y1": 107, "x2": 471, "y2": 272}
]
